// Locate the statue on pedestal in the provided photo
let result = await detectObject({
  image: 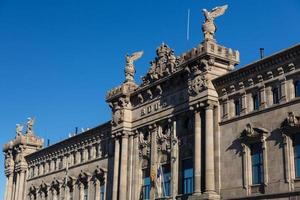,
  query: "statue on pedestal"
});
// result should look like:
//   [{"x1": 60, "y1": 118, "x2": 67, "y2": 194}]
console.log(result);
[
  {"x1": 124, "y1": 51, "x2": 143, "y2": 83},
  {"x1": 202, "y1": 5, "x2": 228, "y2": 41}
]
